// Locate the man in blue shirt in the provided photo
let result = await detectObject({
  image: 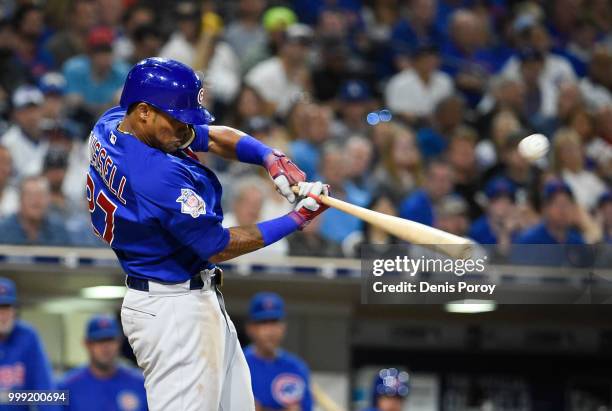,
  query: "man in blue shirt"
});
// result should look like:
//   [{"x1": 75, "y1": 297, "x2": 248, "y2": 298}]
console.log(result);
[
  {"x1": 58, "y1": 315, "x2": 147, "y2": 411},
  {"x1": 399, "y1": 160, "x2": 454, "y2": 227},
  {"x1": 513, "y1": 180, "x2": 585, "y2": 265},
  {"x1": 0, "y1": 277, "x2": 58, "y2": 411},
  {"x1": 245, "y1": 292, "x2": 313, "y2": 411}
]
